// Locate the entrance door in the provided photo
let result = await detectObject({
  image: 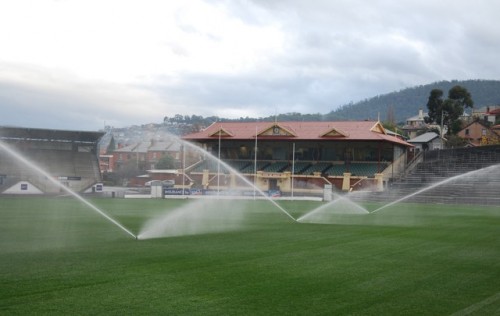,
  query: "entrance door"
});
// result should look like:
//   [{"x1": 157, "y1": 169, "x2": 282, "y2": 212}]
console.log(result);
[{"x1": 269, "y1": 179, "x2": 278, "y2": 190}]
